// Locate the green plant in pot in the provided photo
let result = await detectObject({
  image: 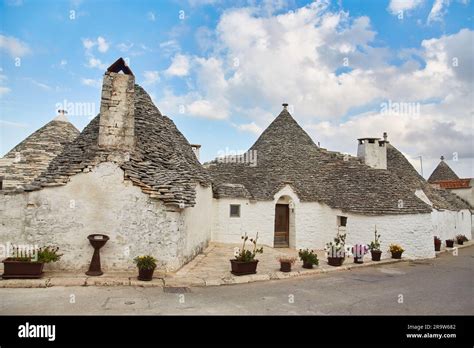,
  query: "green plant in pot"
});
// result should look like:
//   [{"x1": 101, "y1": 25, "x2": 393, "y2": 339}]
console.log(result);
[
  {"x1": 2, "y1": 245, "x2": 62, "y2": 279},
  {"x1": 455, "y1": 234, "x2": 468, "y2": 245},
  {"x1": 368, "y1": 227, "x2": 382, "y2": 261},
  {"x1": 277, "y1": 256, "x2": 297, "y2": 272},
  {"x1": 298, "y1": 248, "x2": 319, "y2": 269},
  {"x1": 389, "y1": 244, "x2": 404, "y2": 259},
  {"x1": 325, "y1": 230, "x2": 346, "y2": 267},
  {"x1": 434, "y1": 236, "x2": 441, "y2": 251},
  {"x1": 230, "y1": 232, "x2": 263, "y2": 276},
  {"x1": 134, "y1": 255, "x2": 157, "y2": 281}
]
